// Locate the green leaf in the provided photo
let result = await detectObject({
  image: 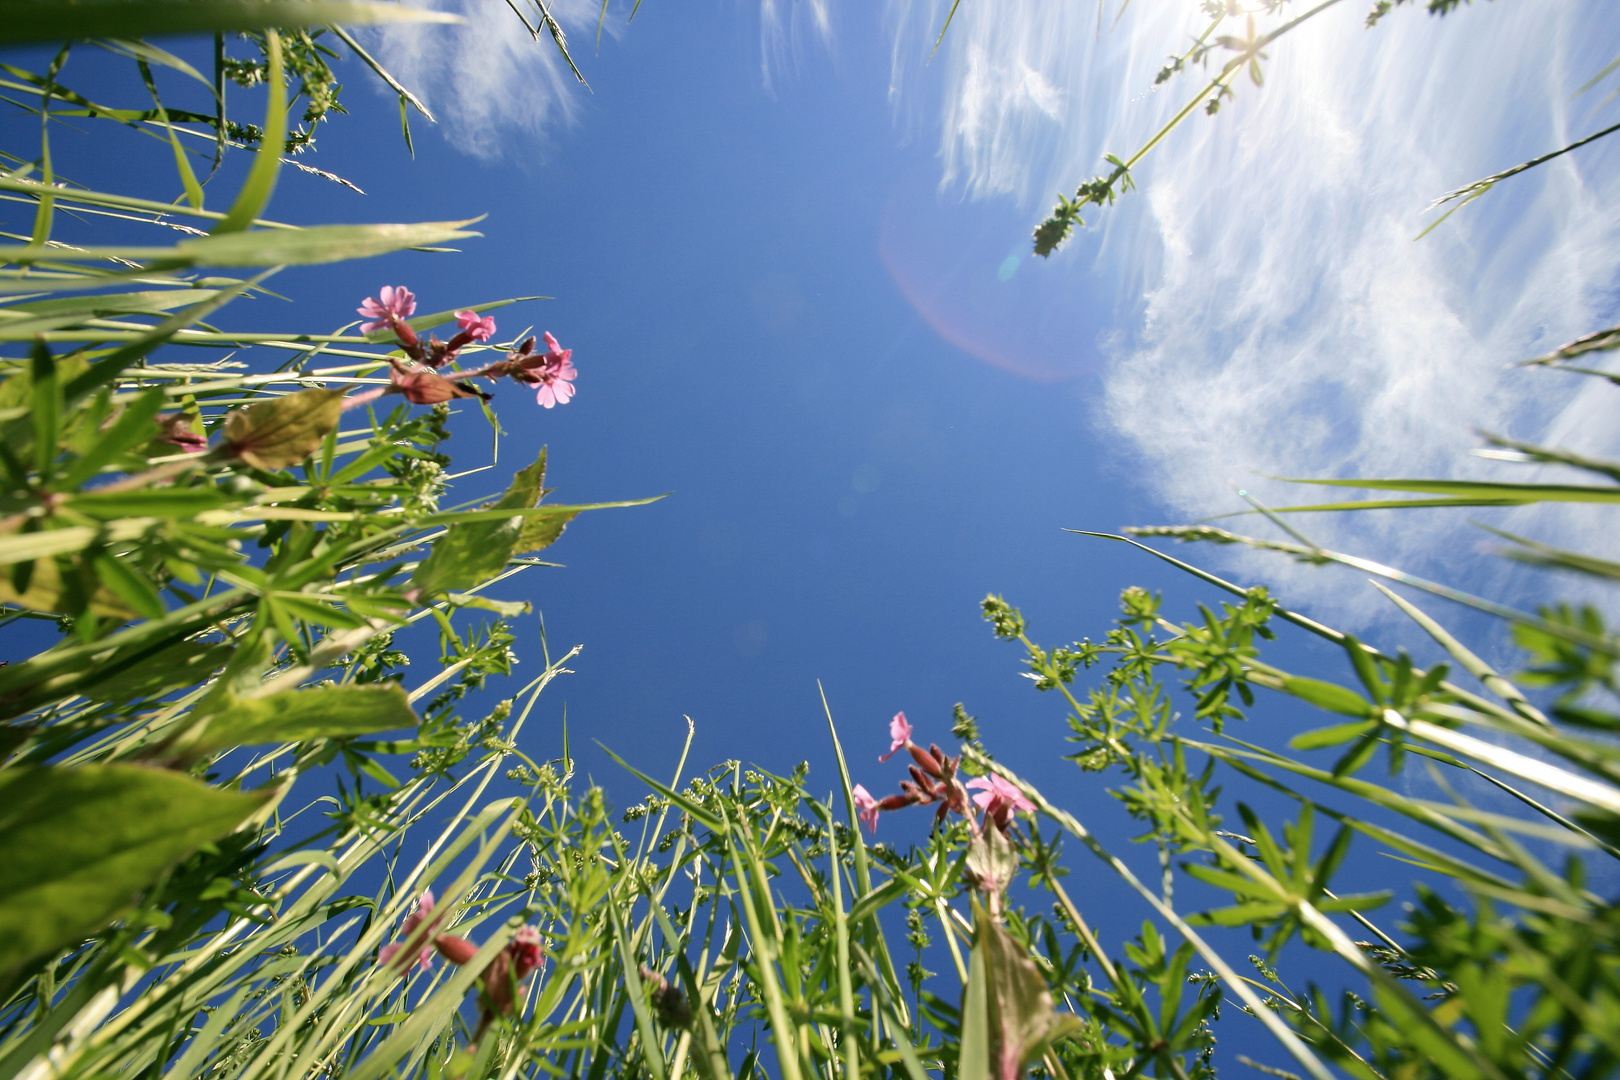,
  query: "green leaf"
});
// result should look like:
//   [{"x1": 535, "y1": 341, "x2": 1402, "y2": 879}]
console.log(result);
[
  {"x1": 90, "y1": 552, "x2": 165, "y2": 619},
  {"x1": 445, "y1": 593, "x2": 532, "y2": 616},
  {"x1": 515, "y1": 506, "x2": 580, "y2": 553},
  {"x1": 0, "y1": 551, "x2": 135, "y2": 618},
  {"x1": 1188, "y1": 903, "x2": 1290, "y2": 927},
  {"x1": 0, "y1": 290, "x2": 226, "y2": 340},
  {"x1": 417, "y1": 497, "x2": 660, "y2": 527},
  {"x1": 1264, "y1": 475, "x2": 1620, "y2": 508},
  {"x1": 62, "y1": 272, "x2": 271, "y2": 408},
  {"x1": 962, "y1": 893, "x2": 1083, "y2": 1080},
  {"x1": 0, "y1": 0, "x2": 461, "y2": 44},
  {"x1": 411, "y1": 512, "x2": 521, "y2": 596},
  {"x1": 222, "y1": 388, "x2": 345, "y2": 470},
  {"x1": 845, "y1": 876, "x2": 907, "y2": 928},
  {"x1": 959, "y1": 911, "x2": 990, "y2": 1080},
  {"x1": 0, "y1": 220, "x2": 483, "y2": 269},
  {"x1": 83, "y1": 639, "x2": 232, "y2": 703},
  {"x1": 0, "y1": 765, "x2": 266, "y2": 977},
  {"x1": 1289, "y1": 719, "x2": 1379, "y2": 750},
  {"x1": 30, "y1": 339, "x2": 58, "y2": 478},
  {"x1": 189, "y1": 683, "x2": 417, "y2": 755},
  {"x1": 65, "y1": 488, "x2": 227, "y2": 519},
  {"x1": 1281, "y1": 676, "x2": 1374, "y2": 717},
  {"x1": 412, "y1": 448, "x2": 550, "y2": 595},
  {"x1": 212, "y1": 28, "x2": 285, "y2": 235},
  {"x1": 57, "y1": 387, "x2": 167, "y2": 490}
]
